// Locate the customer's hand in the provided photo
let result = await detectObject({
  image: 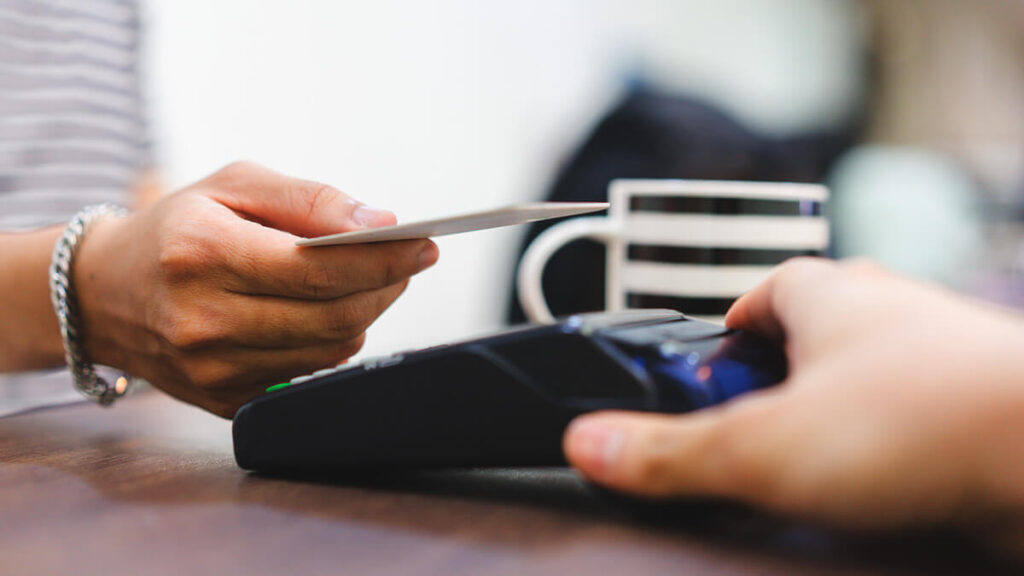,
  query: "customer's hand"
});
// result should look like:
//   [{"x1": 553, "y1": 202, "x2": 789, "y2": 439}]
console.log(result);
[
  {"x1": 73, "y1": 162, "x2": 438, "y2": 418},
  {"x1": 564, "y1": 258, "x2": 1024, "y2": 547}
]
